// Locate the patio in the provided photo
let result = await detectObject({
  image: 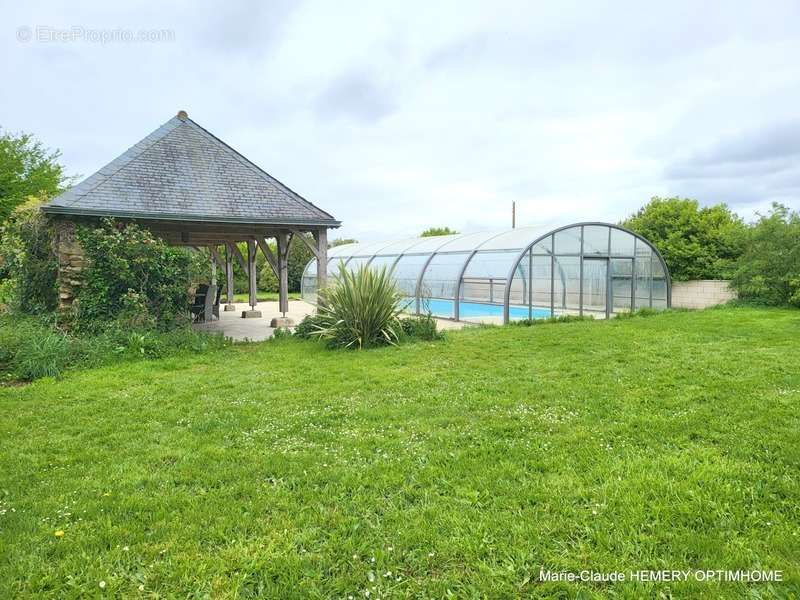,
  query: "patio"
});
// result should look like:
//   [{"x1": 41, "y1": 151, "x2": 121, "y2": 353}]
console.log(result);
[
  {"x1": 194, "y1": 299, "x2": 316, "y2": 341},
  {"x1": 194, "y1": 299, "x2": 467, "y2": 341}
]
